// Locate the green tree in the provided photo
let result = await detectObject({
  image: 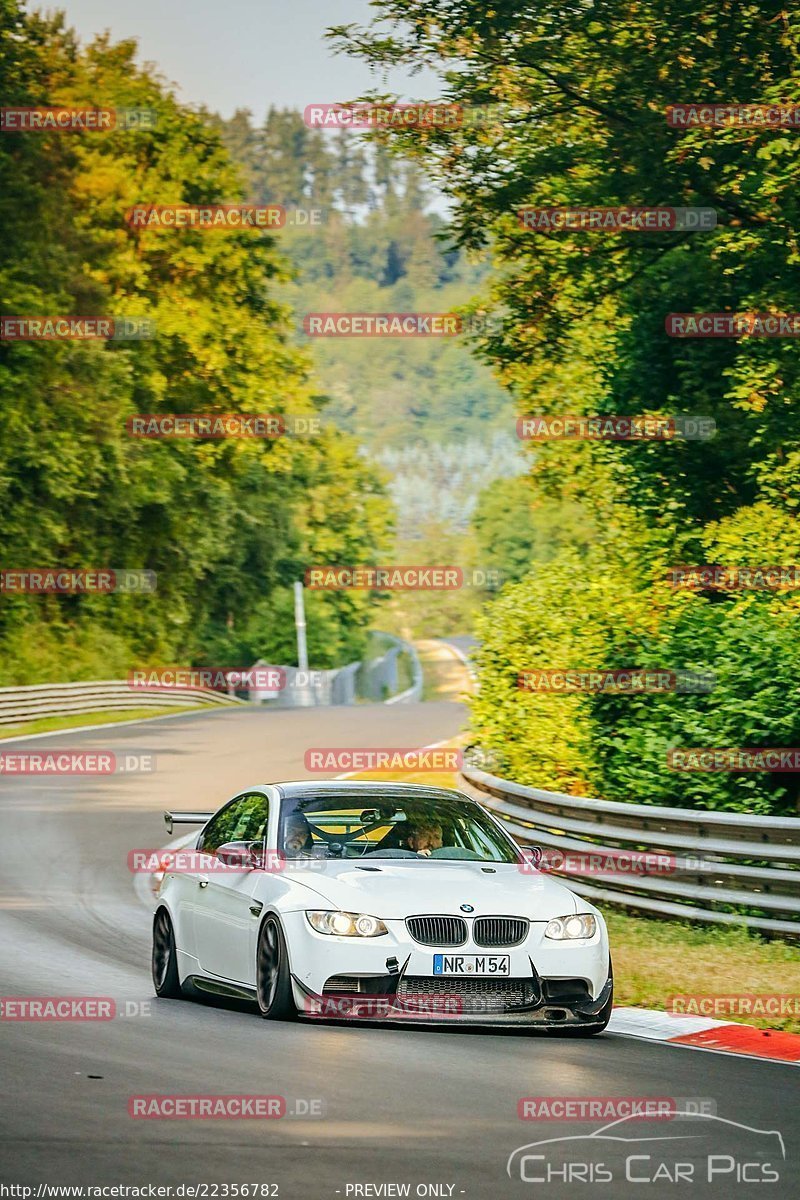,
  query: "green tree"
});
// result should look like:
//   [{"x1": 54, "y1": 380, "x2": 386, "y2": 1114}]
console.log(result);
[
  {"x1": 334, "y1": 2, "x2": 800, "y2": 812},
  {"x1": 0, "y1": 4, "x2": 391, "y2": 682},
  {"x1": 472, "y1": 476, "x2": 600, "y2": 584},
  {"x1": 214, "y1": 106, "x2": 517, "y2": 451},
  {"x1": 331, "y1": 0, "x2": 800, "y2": 522}
]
